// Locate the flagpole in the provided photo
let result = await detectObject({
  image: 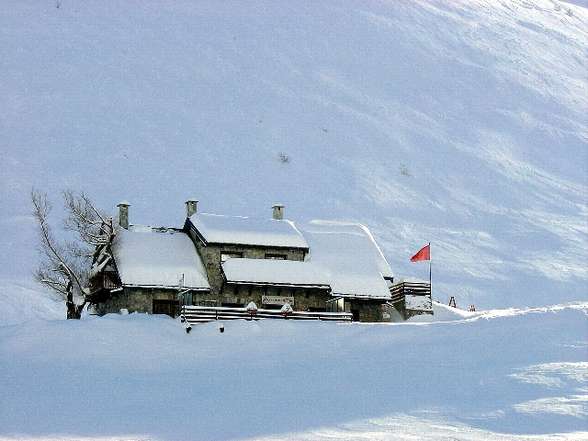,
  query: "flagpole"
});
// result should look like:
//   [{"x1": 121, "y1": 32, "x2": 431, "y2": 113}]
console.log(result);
[{"x1": 428, "y1": 242, "x2": 432, "y2": 299}]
